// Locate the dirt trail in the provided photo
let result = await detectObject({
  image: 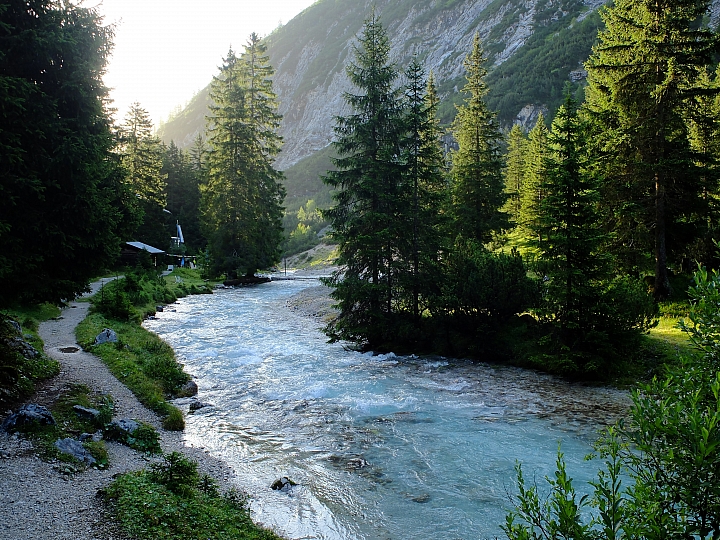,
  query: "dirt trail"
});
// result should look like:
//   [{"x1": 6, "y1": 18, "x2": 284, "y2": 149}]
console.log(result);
[{"x1": 0, "y1": 280, "x2": 235, "y2": 540}]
